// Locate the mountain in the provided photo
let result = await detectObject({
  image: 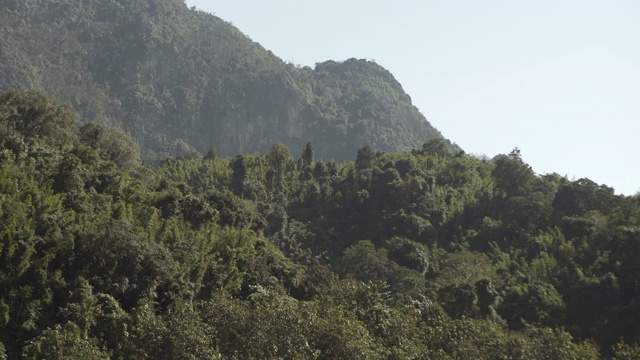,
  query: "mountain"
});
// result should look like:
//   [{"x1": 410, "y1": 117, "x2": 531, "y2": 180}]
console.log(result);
[
  {"x1": 5, "y1": 1, "x2": 640, "y2": 358},
  {"x1": 0, "y1": 0, "x2": 448, "y2": 162}
]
